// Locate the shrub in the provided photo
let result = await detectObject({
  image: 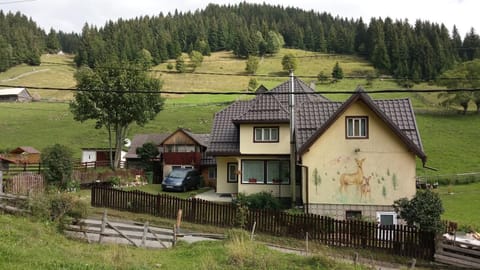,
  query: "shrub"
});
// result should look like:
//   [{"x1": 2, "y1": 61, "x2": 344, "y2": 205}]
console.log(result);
[
  {"x1": 29, "y1": 190, "x2": 88, "y2": 229},
  {"x1": 393, "y1": 189, "x2": 444, "y2": 233},
  {"x1": 41, "y1": 144, "x2": 74, "y2": 189},
  {"x1": 235, "y1": 192, "x2": 281, "y2": 210}
]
